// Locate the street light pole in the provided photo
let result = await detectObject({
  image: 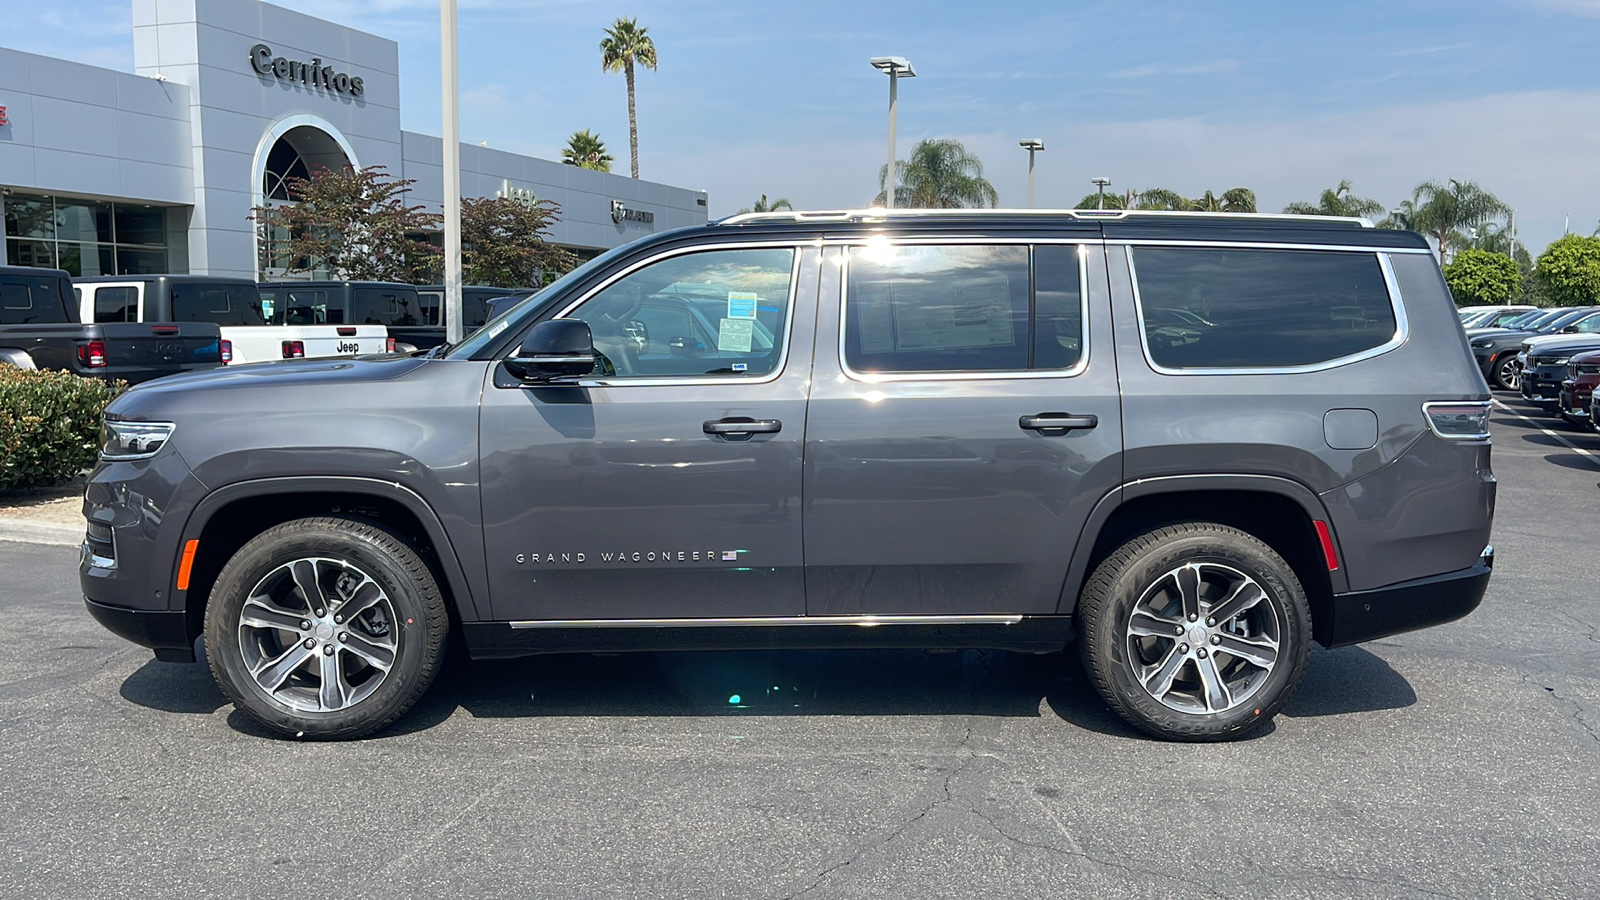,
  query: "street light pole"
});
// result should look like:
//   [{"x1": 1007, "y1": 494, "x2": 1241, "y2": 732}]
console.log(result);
[
  {"x1": 870, "y1": 57, "x2": 915, "y2": 210},
  {"x1": 1091, "y1": 176, "x2": 1111, "y2": 210},
  {"x1": 441, "y1": 0, "x2": 463, "y2": 345},
  {"x1": 1018, "y1": 139, "x2": 1044, "y2": 208}
]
